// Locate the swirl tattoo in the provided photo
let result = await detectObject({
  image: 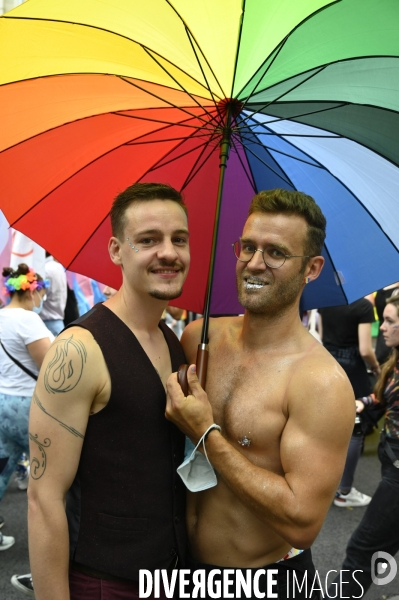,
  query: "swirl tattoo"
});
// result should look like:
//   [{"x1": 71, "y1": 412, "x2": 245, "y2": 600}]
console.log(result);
[
  {"x1": 44, "y1": 335, "x2": 87, "y2": 394},
  {"x1": 29, "y1": 433, "x2": 51, "y2": 480}
]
